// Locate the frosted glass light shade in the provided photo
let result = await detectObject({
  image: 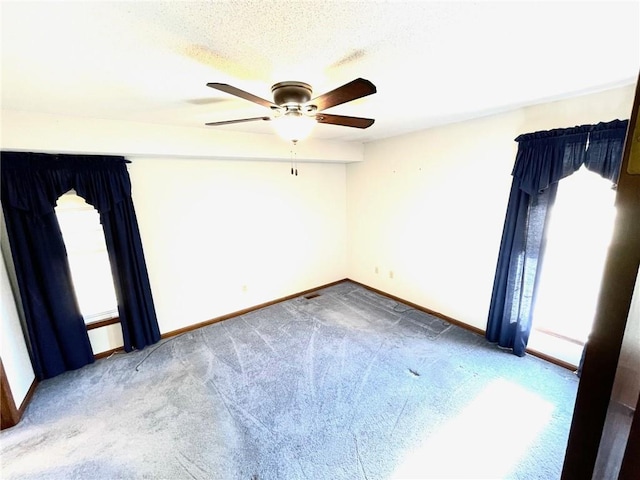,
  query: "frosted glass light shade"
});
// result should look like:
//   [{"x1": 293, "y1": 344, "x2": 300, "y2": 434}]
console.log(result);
[{"x1": 271, "y1": 114, "x2": 316, "y2": 142}]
